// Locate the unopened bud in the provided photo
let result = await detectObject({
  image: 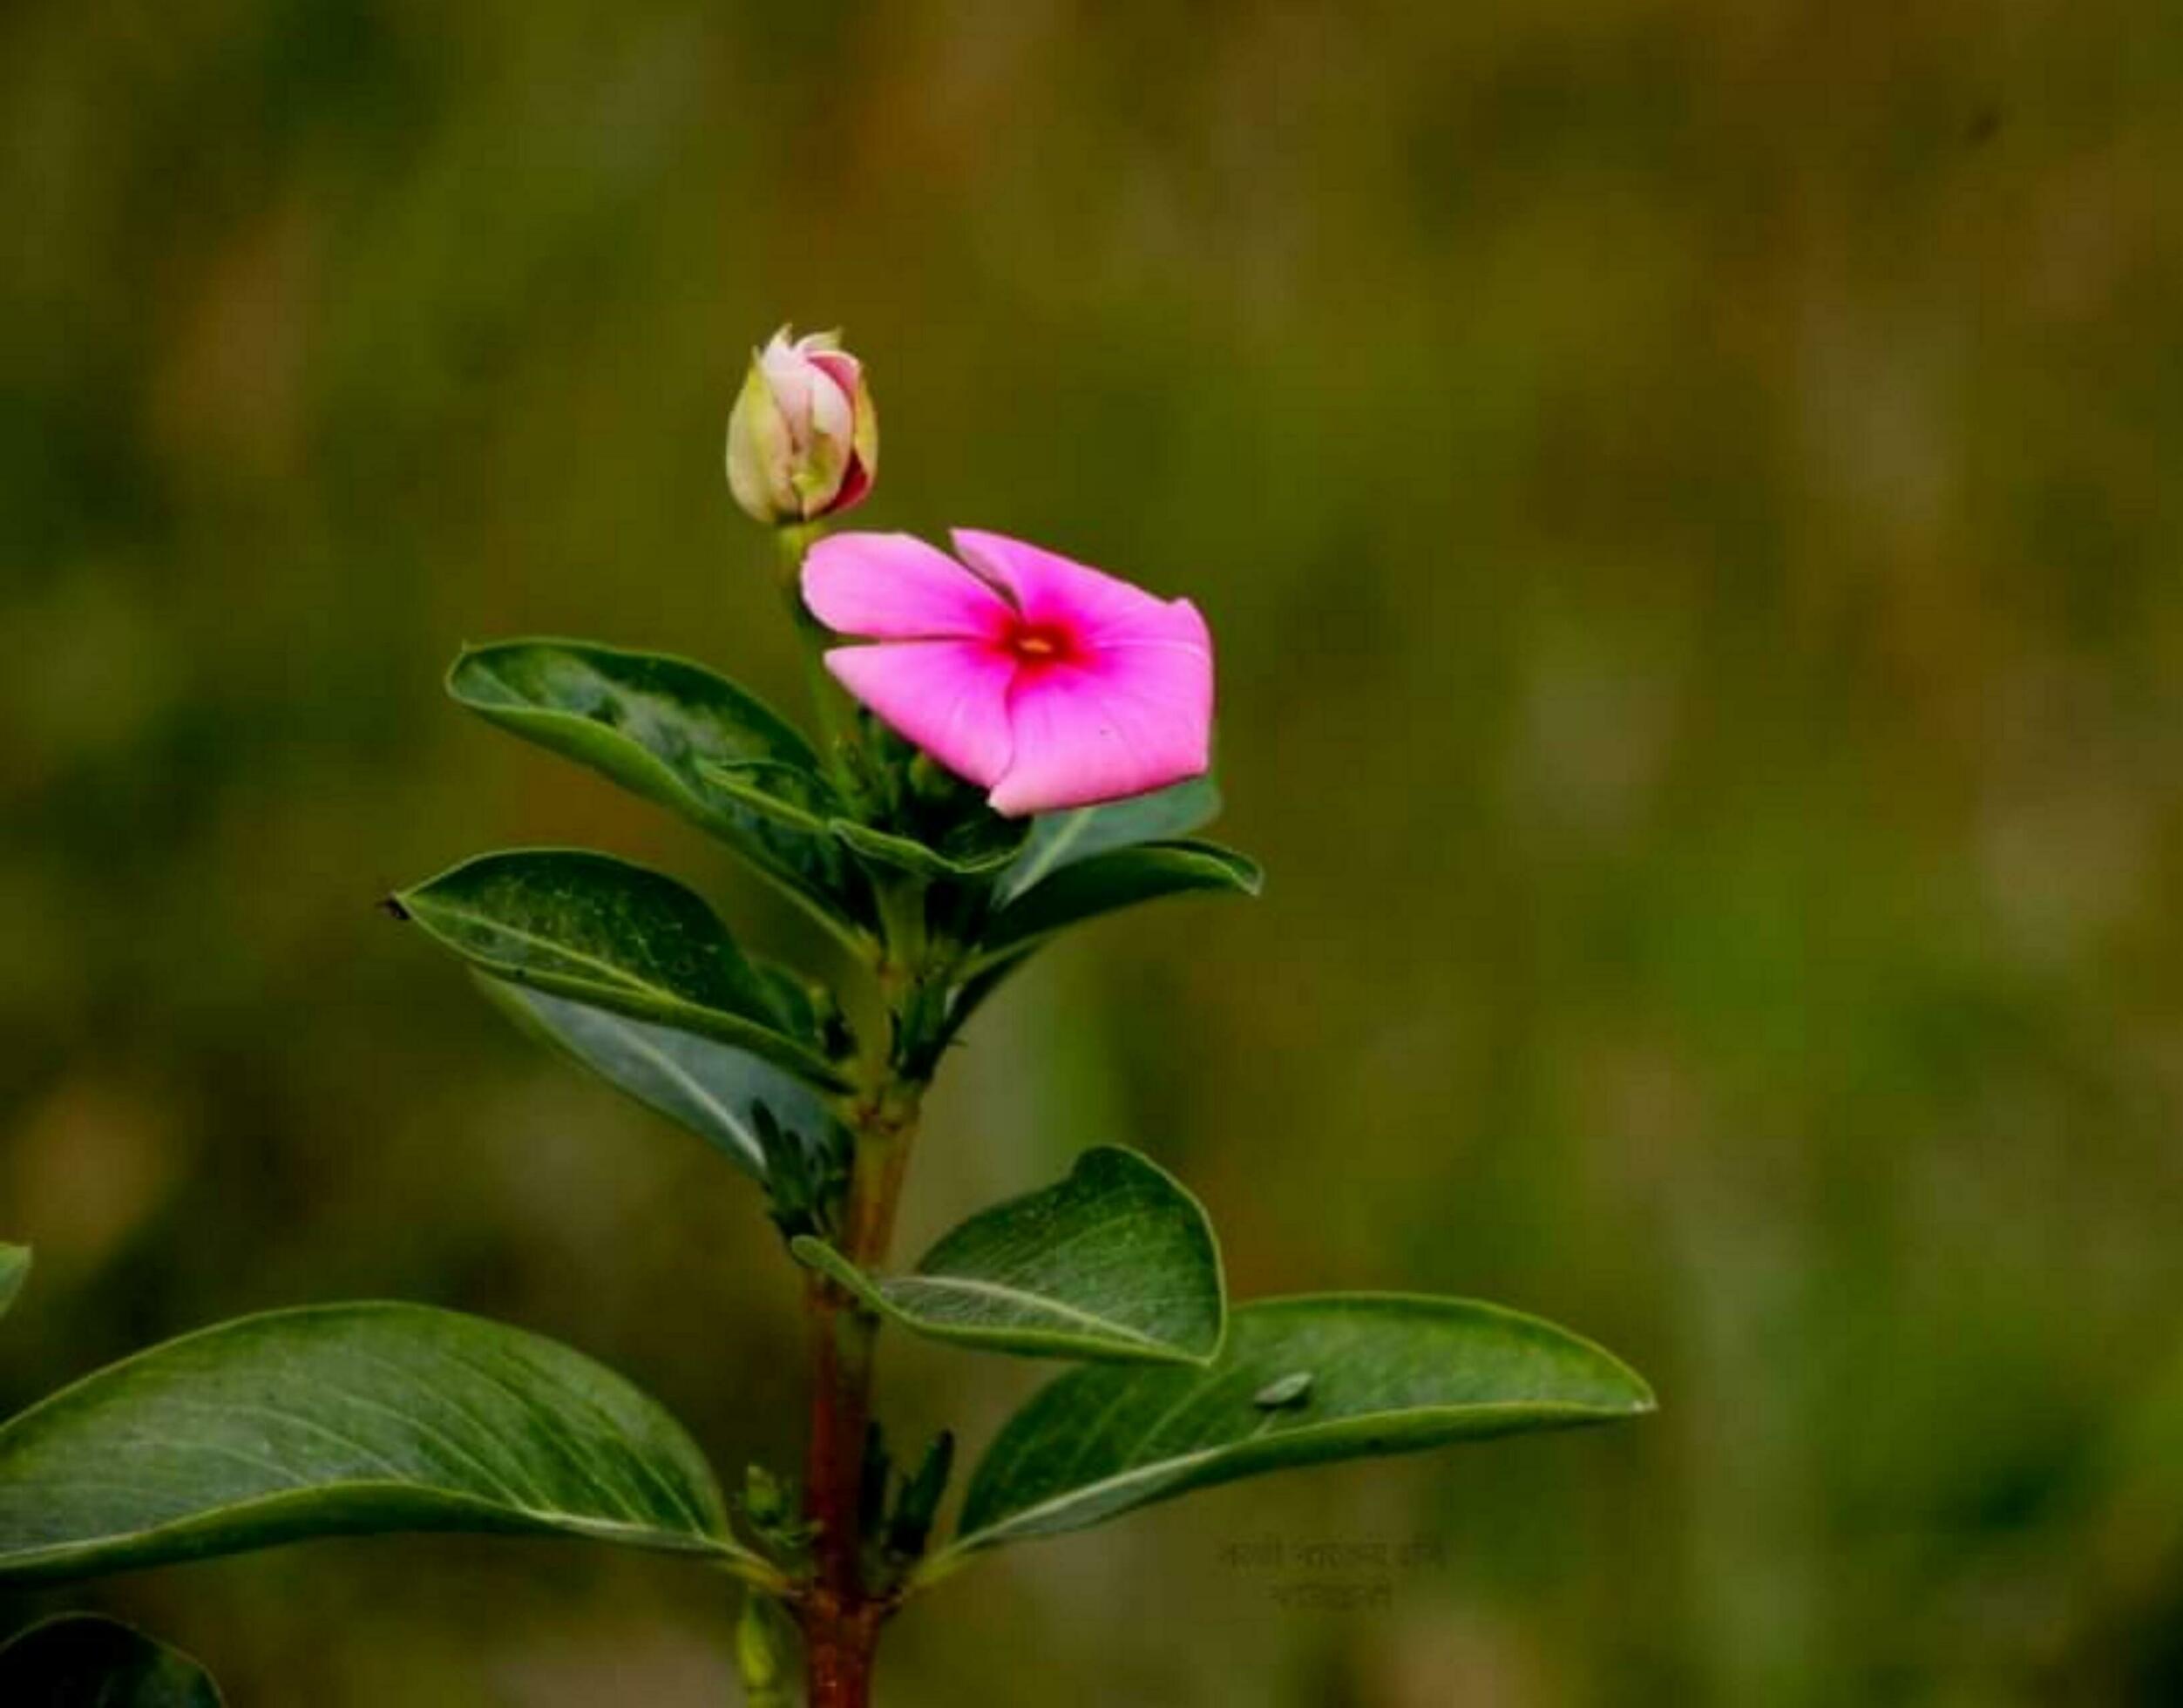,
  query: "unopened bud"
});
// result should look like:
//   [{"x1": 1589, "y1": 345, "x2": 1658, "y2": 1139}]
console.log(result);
[{"x1": 726, "y1": 326, "x2": 878, "y2": 526}]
